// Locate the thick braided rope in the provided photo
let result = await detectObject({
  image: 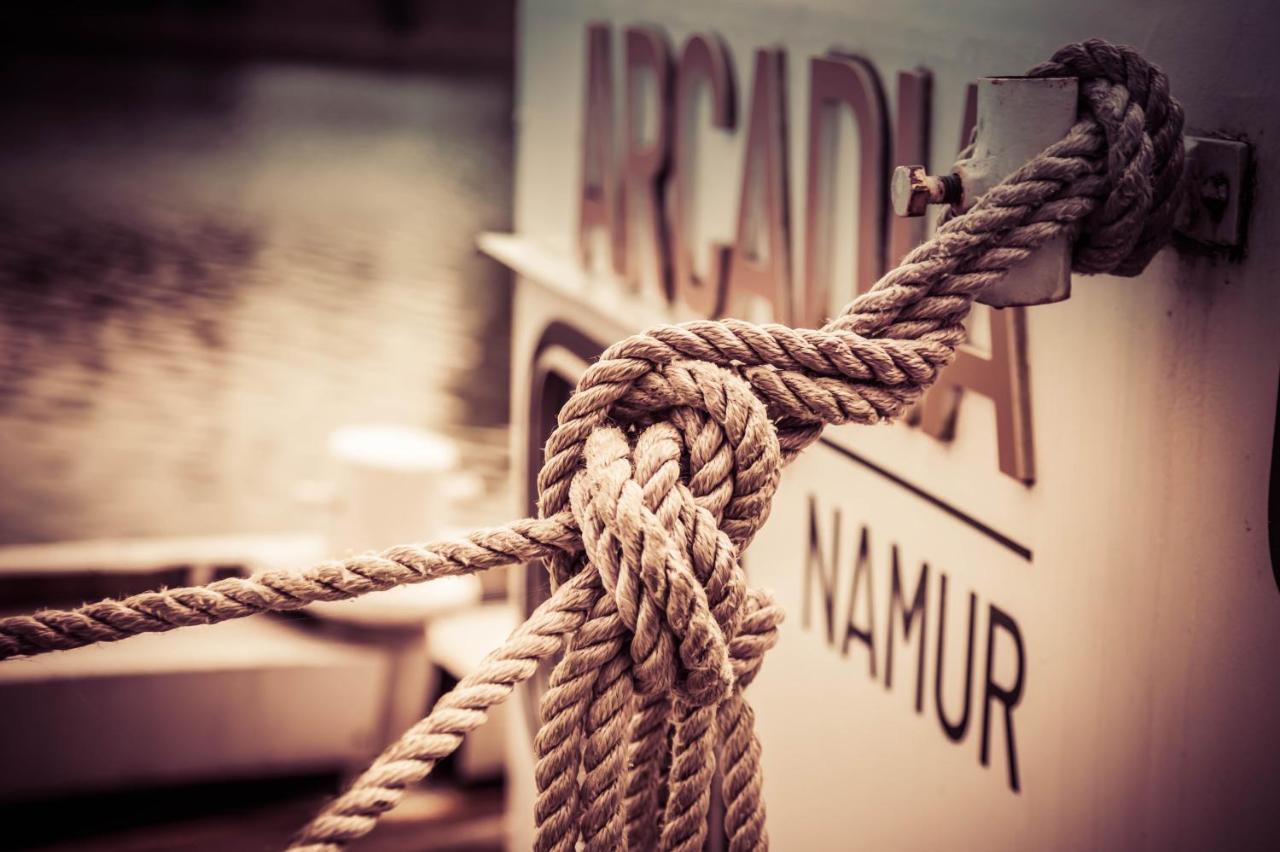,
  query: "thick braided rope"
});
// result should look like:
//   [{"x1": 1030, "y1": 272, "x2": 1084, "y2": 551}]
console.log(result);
[
  {"x1": 533, "y1": 377, "x2": 774, "y2": 852},
  {"x1": 0, "y1": 39, "x2": 1183, "y2": 852},
  {"x1": 1029, "y1": 39, "x2": 1185, "y2": 275},
  {"x1": 0, "y1": 516, "x2": 582, "y2": 659}
]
